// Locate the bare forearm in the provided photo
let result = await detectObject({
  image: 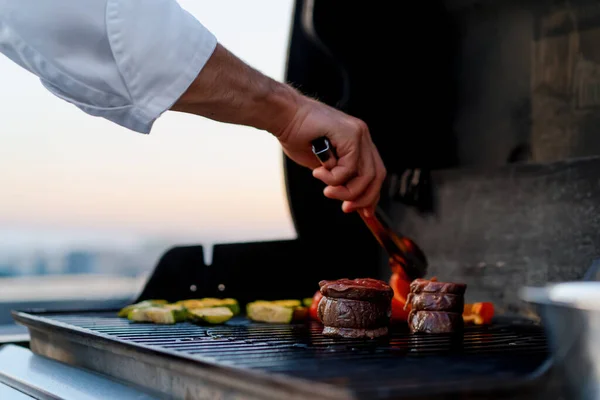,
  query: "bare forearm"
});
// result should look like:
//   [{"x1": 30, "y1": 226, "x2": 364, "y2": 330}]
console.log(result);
[
  {"x1": 171, "y1": 42, "x2": 386, "y2": 214},
  {"x1": 171, "y1": 43, "x2": 301, "y2": 136}
]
